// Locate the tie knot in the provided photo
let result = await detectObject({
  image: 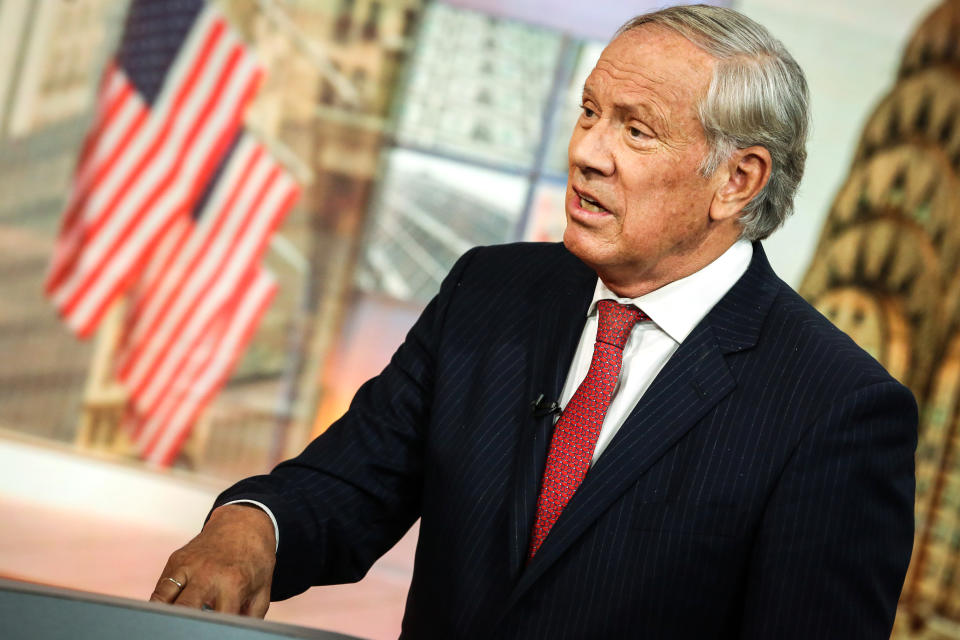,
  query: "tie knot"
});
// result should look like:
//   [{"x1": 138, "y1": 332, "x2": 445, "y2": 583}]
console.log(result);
[{"x1": 596, "y1": 300, "x2": 646, "y2": 349}]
